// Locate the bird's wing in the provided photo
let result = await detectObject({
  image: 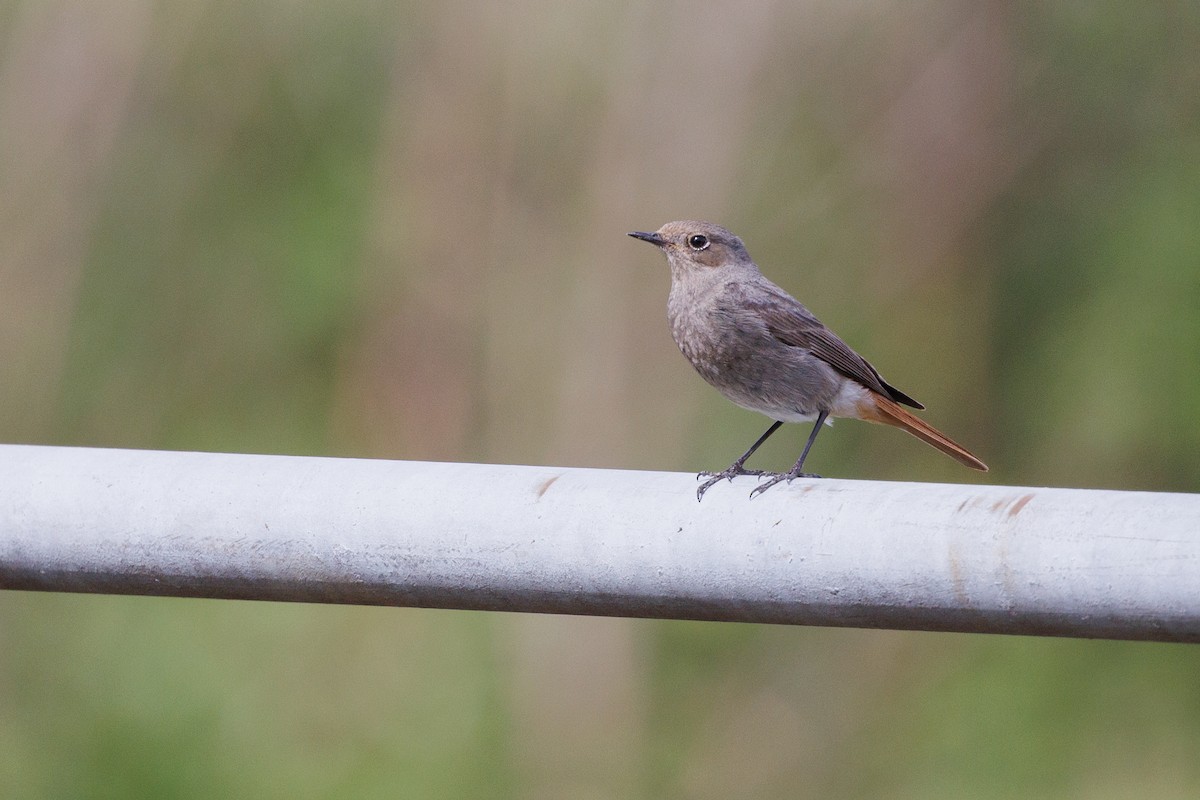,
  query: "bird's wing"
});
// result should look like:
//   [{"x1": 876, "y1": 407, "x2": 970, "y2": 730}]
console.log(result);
[{"x1": 743, "y1": 284, "x2": 924, "y2": 410}]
